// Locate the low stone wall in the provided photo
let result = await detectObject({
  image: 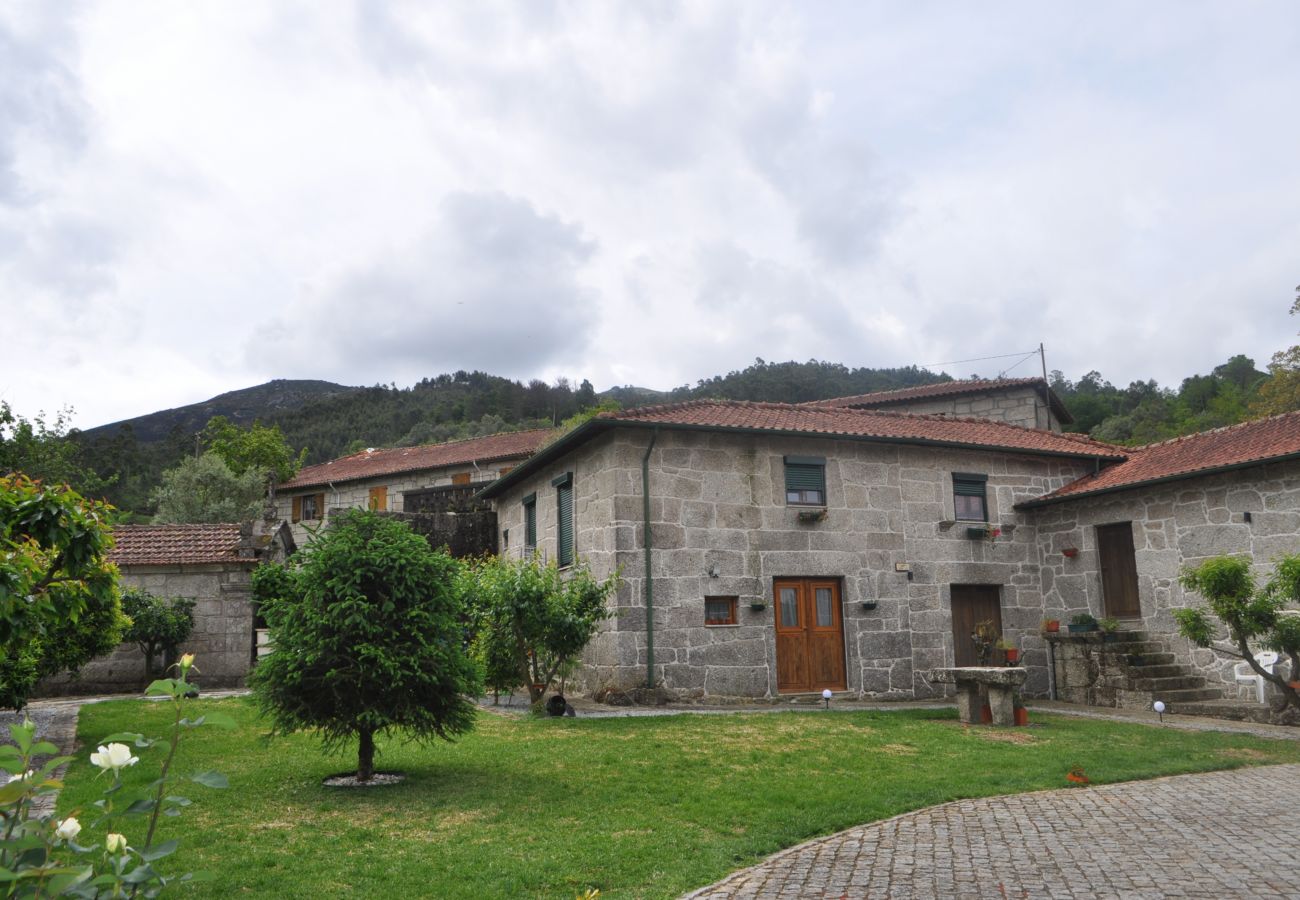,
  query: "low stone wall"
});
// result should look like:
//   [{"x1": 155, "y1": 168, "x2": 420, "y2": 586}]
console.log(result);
[
  {"x1": 37, "y1": 562, "x2": 255, "y2": 697},
  {"x1": 1047, "y1": 634, "x2": 1156, "y2": 709}
]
